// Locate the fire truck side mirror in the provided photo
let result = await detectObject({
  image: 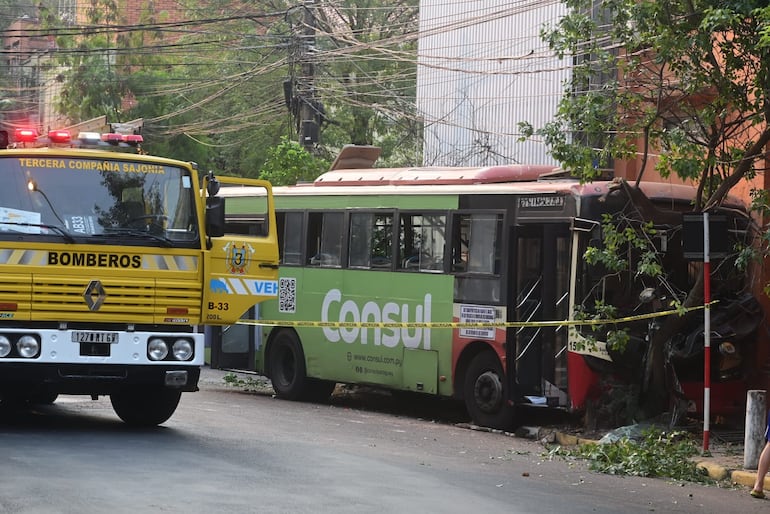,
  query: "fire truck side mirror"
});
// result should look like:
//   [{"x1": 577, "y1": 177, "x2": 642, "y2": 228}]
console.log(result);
[
  {"x1": 206, "y1": 171, "x2": 220, "y2": 195},
  {"x1": 206, "y1": 196, "x2": 225, "y2": 238},
  {"x1": 0, "y1": 130, "x2": 8, "y2": 149}
]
